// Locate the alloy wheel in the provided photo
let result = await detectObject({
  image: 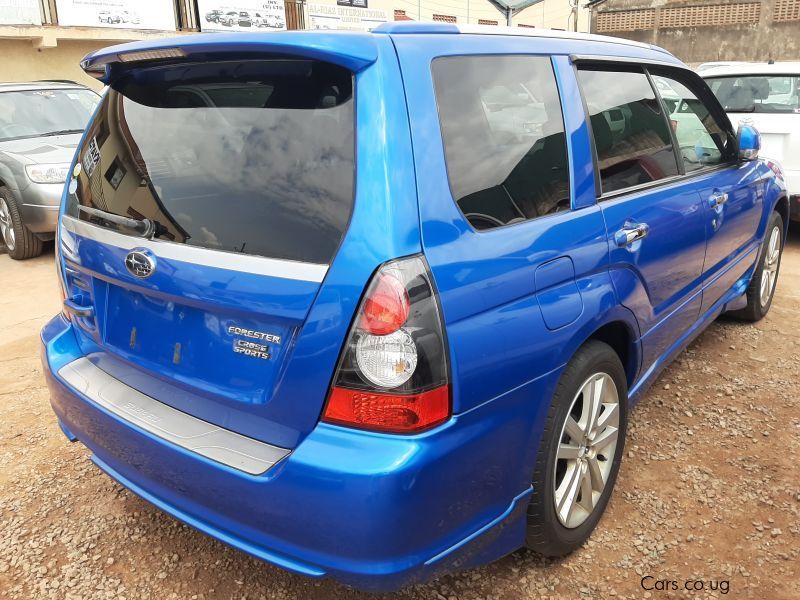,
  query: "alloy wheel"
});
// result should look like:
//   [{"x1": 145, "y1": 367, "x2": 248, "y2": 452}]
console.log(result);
[
  {"x1": 554, "y1": 372, "x2": 620, "y2": 529},
  {"x1": 0, "y1": 197, "x2": 15, "y2": 252},
  {"x1": 760, "y1": 225, "x2": 781, "y2": 308}
]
